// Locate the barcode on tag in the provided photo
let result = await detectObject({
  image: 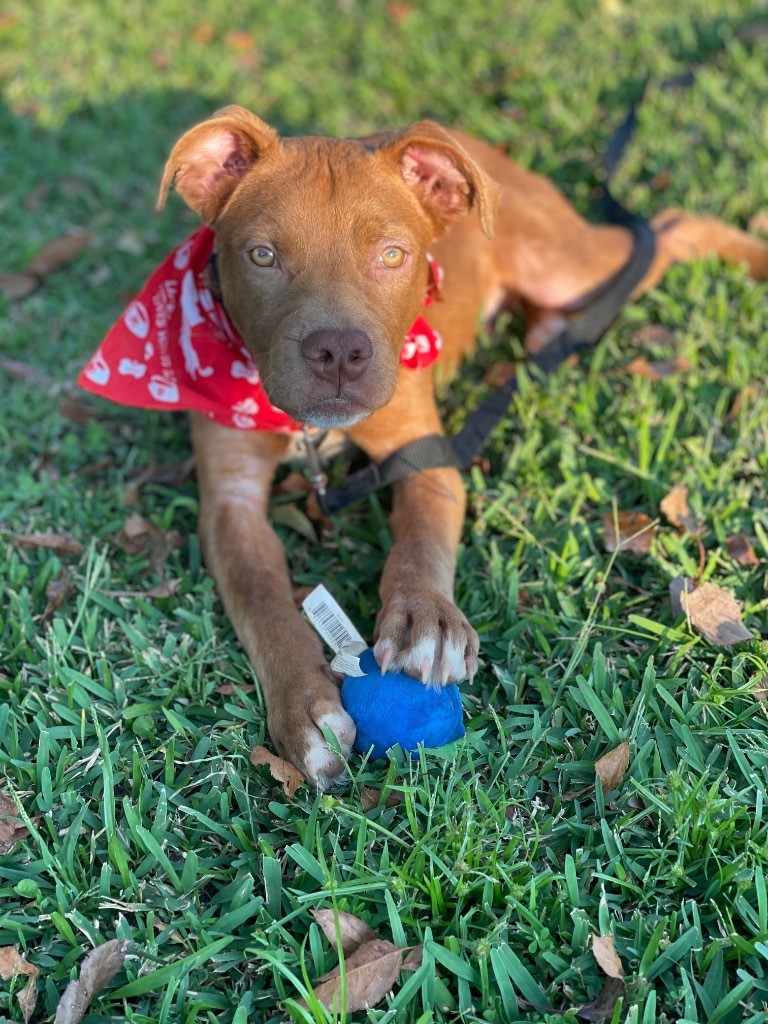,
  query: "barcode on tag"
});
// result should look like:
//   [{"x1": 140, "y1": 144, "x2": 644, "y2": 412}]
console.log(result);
[{"x1": 302, "y1": 584, "x2": 365, "y2": 654}]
